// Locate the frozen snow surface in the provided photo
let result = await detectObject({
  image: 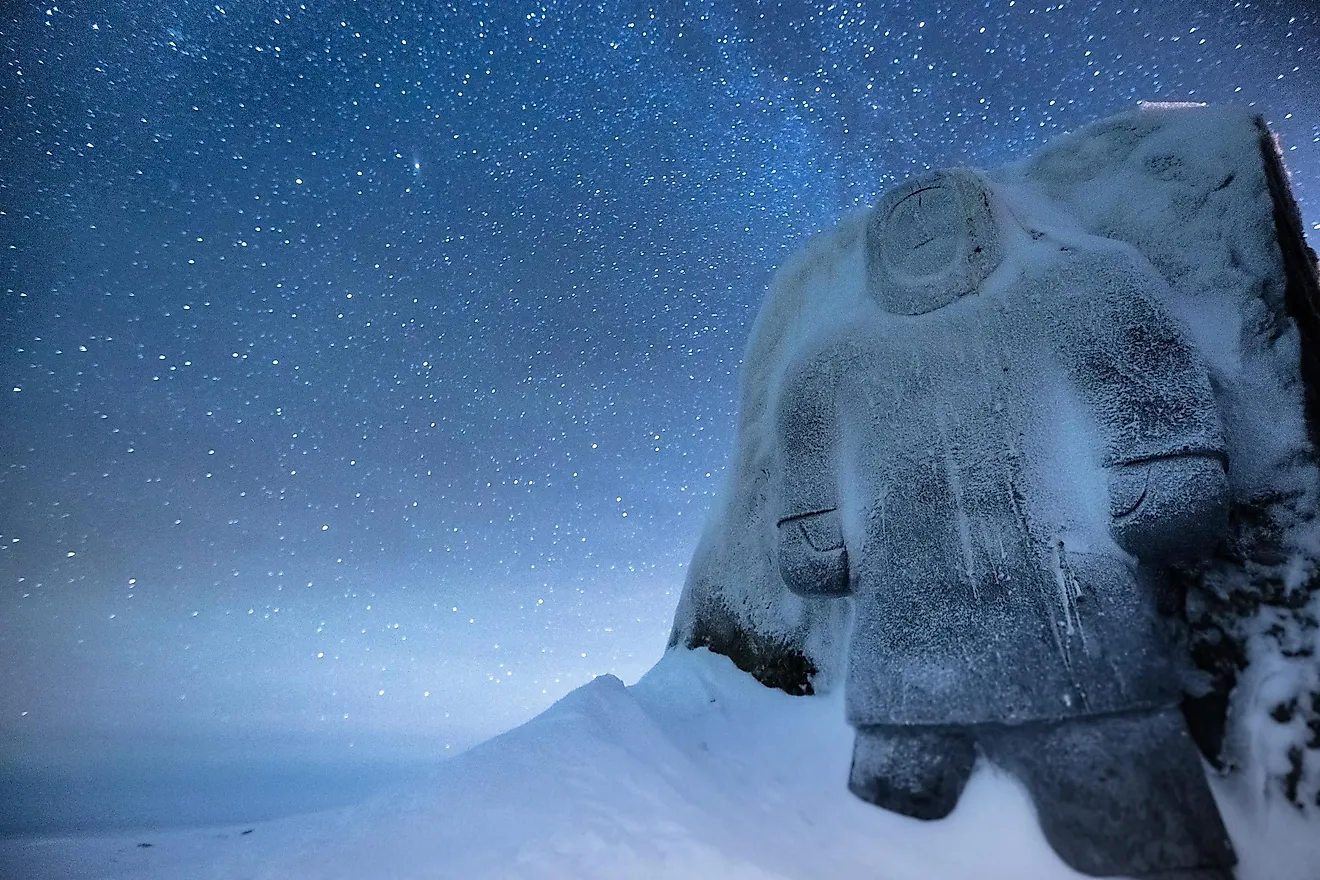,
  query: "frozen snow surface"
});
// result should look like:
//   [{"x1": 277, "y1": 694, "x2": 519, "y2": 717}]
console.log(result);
[{"x1": 4, "y1": 648, "x2": 1318, "y2": 880}]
